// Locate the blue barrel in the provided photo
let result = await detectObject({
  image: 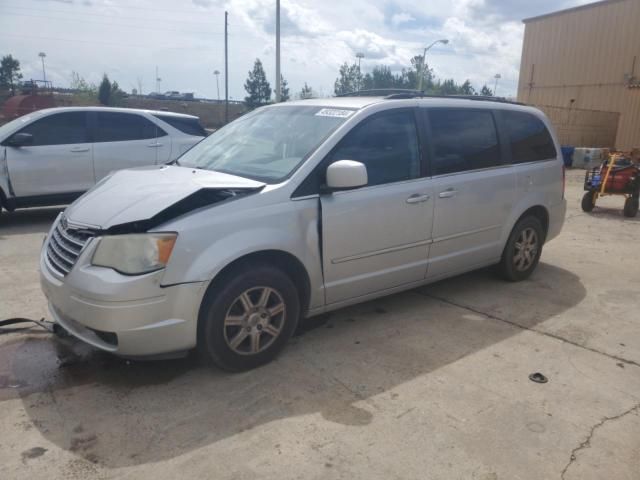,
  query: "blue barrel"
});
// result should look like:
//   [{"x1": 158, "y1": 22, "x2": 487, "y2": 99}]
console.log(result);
[{"x1": 561, "y1": 146, "x2": 575, "y2": 168}]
